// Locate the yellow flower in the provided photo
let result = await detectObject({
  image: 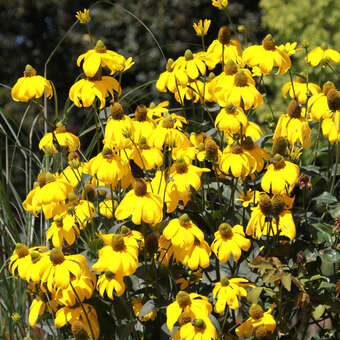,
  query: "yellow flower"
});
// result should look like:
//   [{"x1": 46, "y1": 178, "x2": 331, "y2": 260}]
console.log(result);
[
  {"x1": 308, "y1": 81, "x2": 336, "y2": 121},
  {"x1": 8, "y1": 244, "x2": 48, "y2": 281},
  {"x1": 282, "y1": 74, "x2": 320, "y2": 104},
  {"x1": 215, "y1": 103, "x2": 248, "y2": 136},
  {"x1": 246, "y1": 193, "x2": 296, "y2": 240},
  {"x1": 69, "y1": 76, "x2": 121, "y2": 109},
  {"x1": 29, "y1": 291, "x2": 58, "y2": 328},
  {"x1": 115, "y1": 179, "x2": 163, "y2": 225},
  {"x1": 41, "y1": 249, "x2": 84, "y2": 291},
  {"x1": 241, "y1": 137, "x2": 270, "y2": 173},
  {"x1": 178, "y1": 317, "x2": 217, "y2": 340},
  {"x1": 193, "y1": 19, "x2": 211, "y2": 37},
  {"x1": 77, "y1": 40, "x2": 131, "y2": 77},
  {"x1": 207, "y1": 27, "x2": 242, "y2": 65},
  {"x1": 235, "y1": 304, "x2": 276, "y2": 338},
  {"x1": 211, "y1": 0, "x2": 228, "y2": 9},
  {"x1": 273, "y1": 100, "x2": 311, "y2": 148},
  {"x1": 224, "y1": 70, "x2": 263, "y2": 110},
  {"x1": 243, "y1": 34, "x2": 291, "y2": 75},
  {"x1": 97, "y1": 271, "x2": 125, "y2": 300},
  {"x1": 162, "y1": 214, "x2": 204, "y2": 250},
  {"x1": 236, "y1": 189, "x2": 261, "y2": 207},
  {"x1": 131, "y1": 104, "x2": 156, "y2": 142},
  {"x1": 306, "y1": 45, "x2": 340, "y2": 67},
  {"x1": 55, "y1": 304, "x2": 100, "y2": 340},
  {"x1": 278, "y1": 42, "x2": 301, "y2": 56},
  {"x1": 98, "y1": 199, "x2": 117, "y2": 219},
  {"x1": 156, "y1": 58, "x2": 188, "y2": 93},
  {"x1": 47, "y1": 215, "x2": 79, "y2": 248},
  {"x1": 322, "y1": 110, "x2": 340, "y2": 143},
  {"x1": 11, "y1": 64, "x2": 52, "y2": 102},
  {"x1": 169, "y1": 158, "x2": 210, "y2": 206},
  {"x1": 75, "y1": 8, "x2": 90, "y2": 24},
  {"x1": 87, "y1": 147, "x2": 127, "y2": 188},
  {"x1": 56, "y1": 264, "x2": 96, "y2": 307},
  {"x1": 261, "y1": 155, "x2": 299, "y2": 194},
  {"x1": 213, "y1": 277, "x2": 255, "y2": 312},
  {"x1": 211, "y1": 223, "x2": 251, "y2": 262},
  {"x1": 132, "y1": 298, "x2": 157, "y2": 322},
  {"x1": 176, "y1": 270, "x2": 203, "y2": 290},
  {"x1": 175, "y1": 238, "x2": 211, "y2": 270},
  {"x1": 166, "y1": 291, "x2": 212, "y2": 333},
  {"x1": 219, "y1": 144, "x2": 256, "y2": 178},
  {"x1": 92, "y1": 234, "x2": 139, "y2": 276},
  {"x1": 39, "y1": 124, "x2": 80, "y2": 154}
]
